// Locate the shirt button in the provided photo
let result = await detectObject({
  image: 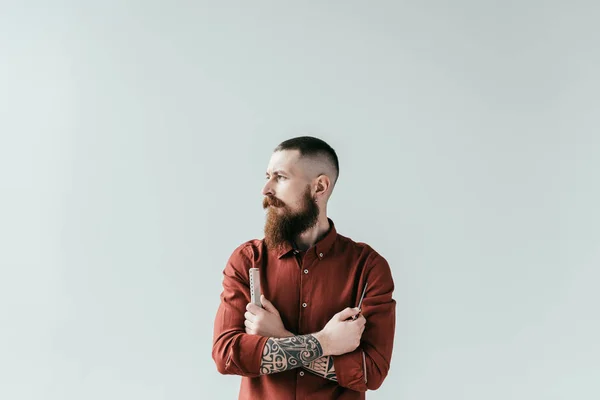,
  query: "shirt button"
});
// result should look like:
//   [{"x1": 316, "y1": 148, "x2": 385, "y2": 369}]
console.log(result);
[
  {"x1": 302, "y1": 303, "x2": 307, "y2": 308},
  {"x1": 319, "y1": 252, "x2": 323, "y2": 258},
  {"x1": 304, "y1": 269, "x2": 309, "y2": 274},
  {"x1": 299, "y1": 371, "x2": 305, "y2": 376}
]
